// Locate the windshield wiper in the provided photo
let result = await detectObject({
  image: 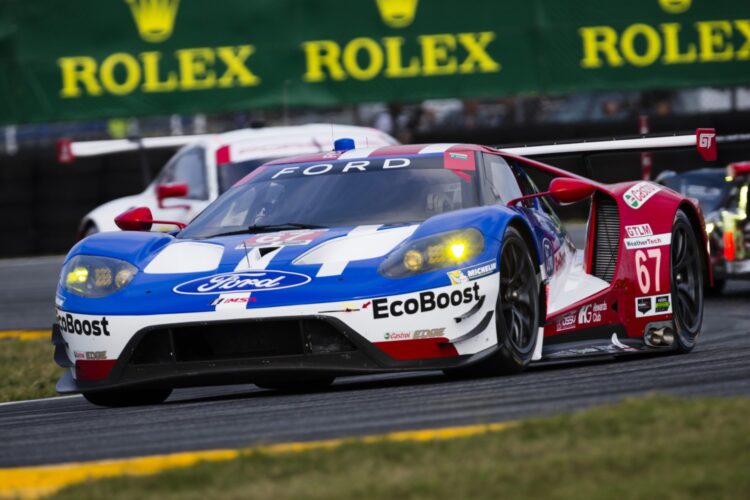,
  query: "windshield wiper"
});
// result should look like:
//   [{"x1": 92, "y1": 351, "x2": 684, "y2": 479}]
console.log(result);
[{"x1": 209, "y1": 222, "x2": 327, "y2": 238}]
